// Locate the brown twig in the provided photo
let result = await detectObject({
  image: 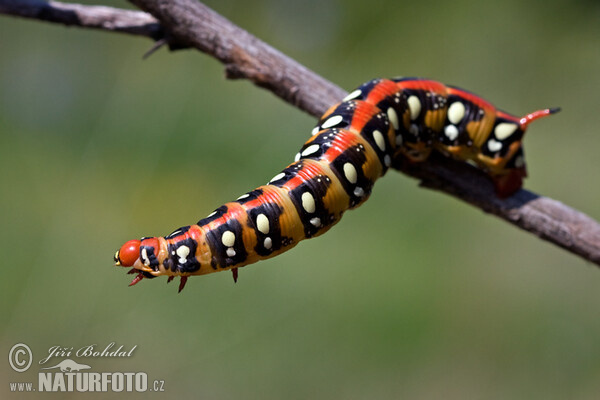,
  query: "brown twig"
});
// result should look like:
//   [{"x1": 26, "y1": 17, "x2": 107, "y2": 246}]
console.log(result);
[
  {"x1": 0, "y1": 0, "x2": 164, "y2": 40},
  {"x1": 1, "y1": 0, "x2": 598, "y2": 267},
  {"x1": 125, "y1": 0, "x2": 346, "y2": 117}
]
